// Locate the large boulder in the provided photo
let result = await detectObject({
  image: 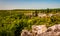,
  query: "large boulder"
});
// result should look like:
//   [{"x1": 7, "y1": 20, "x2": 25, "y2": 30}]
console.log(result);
[{"x1": 32, "y1": 25, "x2": 47, "y2": 36}]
